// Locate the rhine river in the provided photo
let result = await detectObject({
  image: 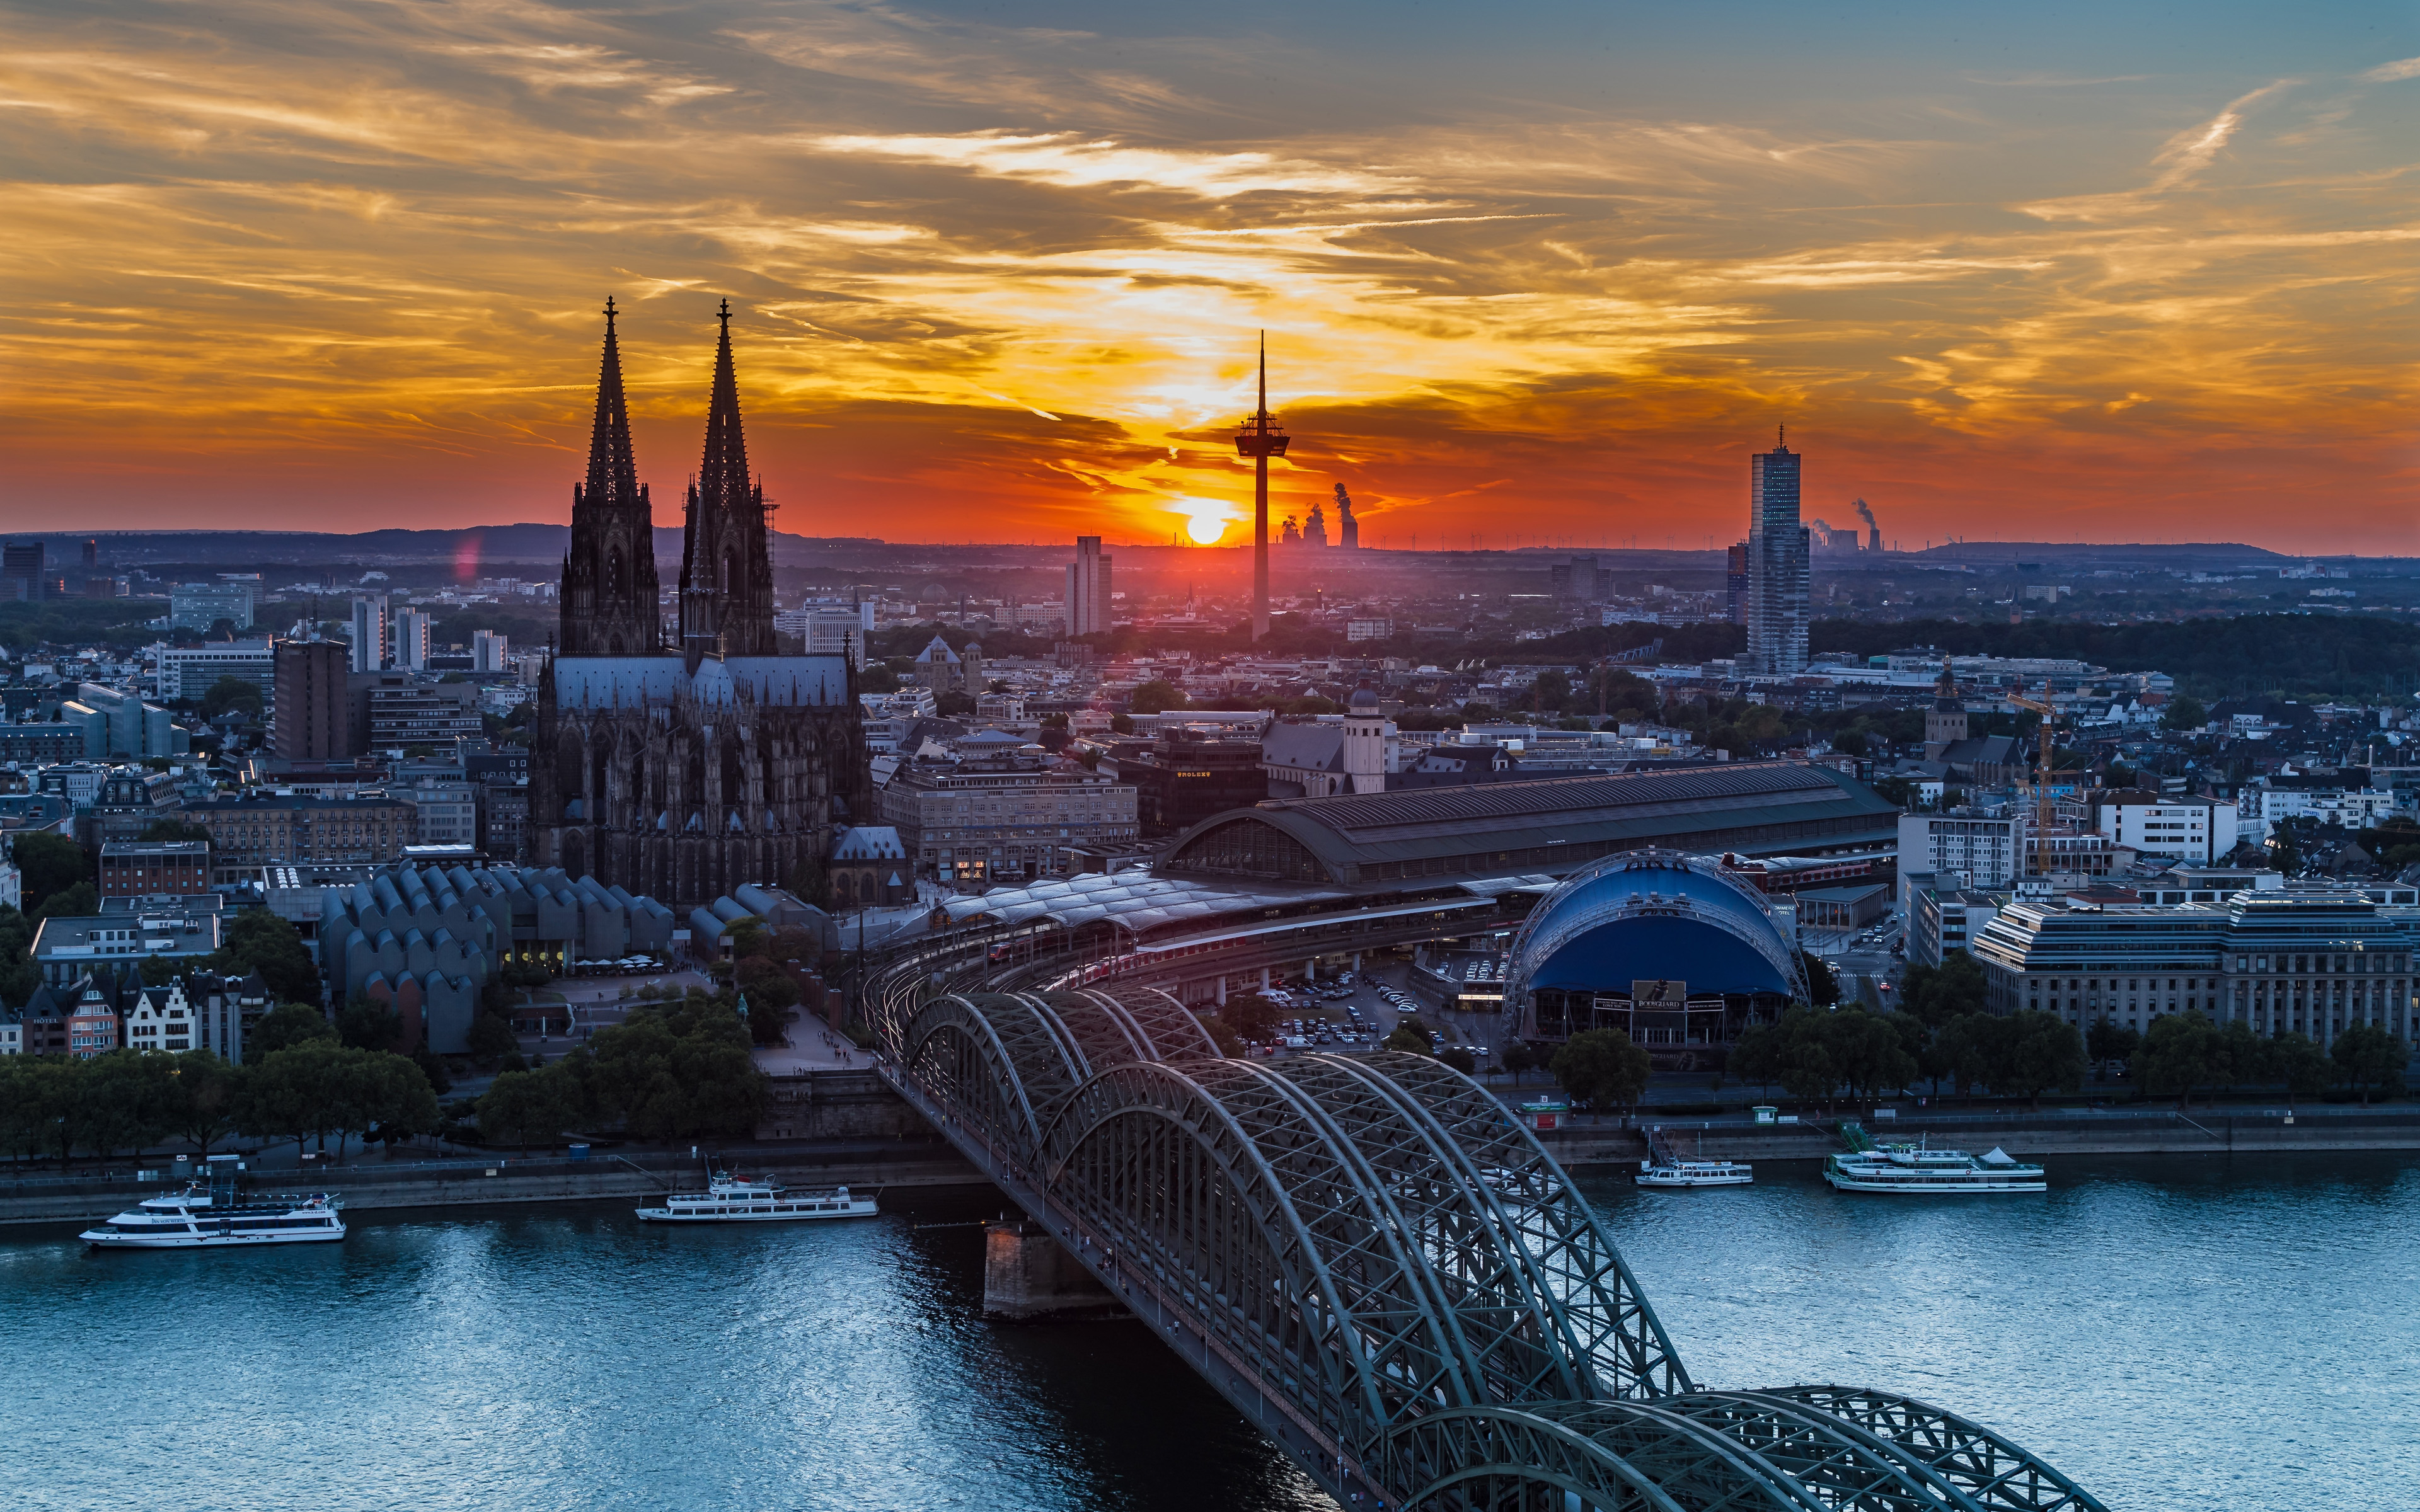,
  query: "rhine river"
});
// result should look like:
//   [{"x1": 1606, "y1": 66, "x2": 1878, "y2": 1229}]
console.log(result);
[{"x1": 7, "y1": 1151, "x2": 2415, "y2": 1511}]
